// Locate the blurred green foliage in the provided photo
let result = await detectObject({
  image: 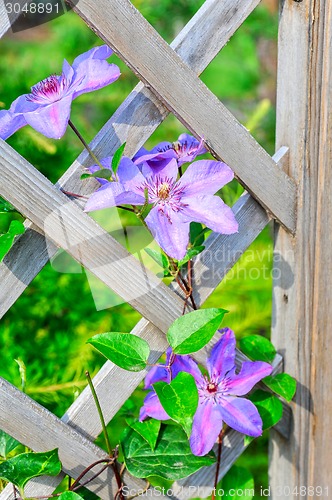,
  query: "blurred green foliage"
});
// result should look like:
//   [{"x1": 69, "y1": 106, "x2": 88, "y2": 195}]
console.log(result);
[{"x1": 0, "y1": 1, "x2": 278, "y2": 496}]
